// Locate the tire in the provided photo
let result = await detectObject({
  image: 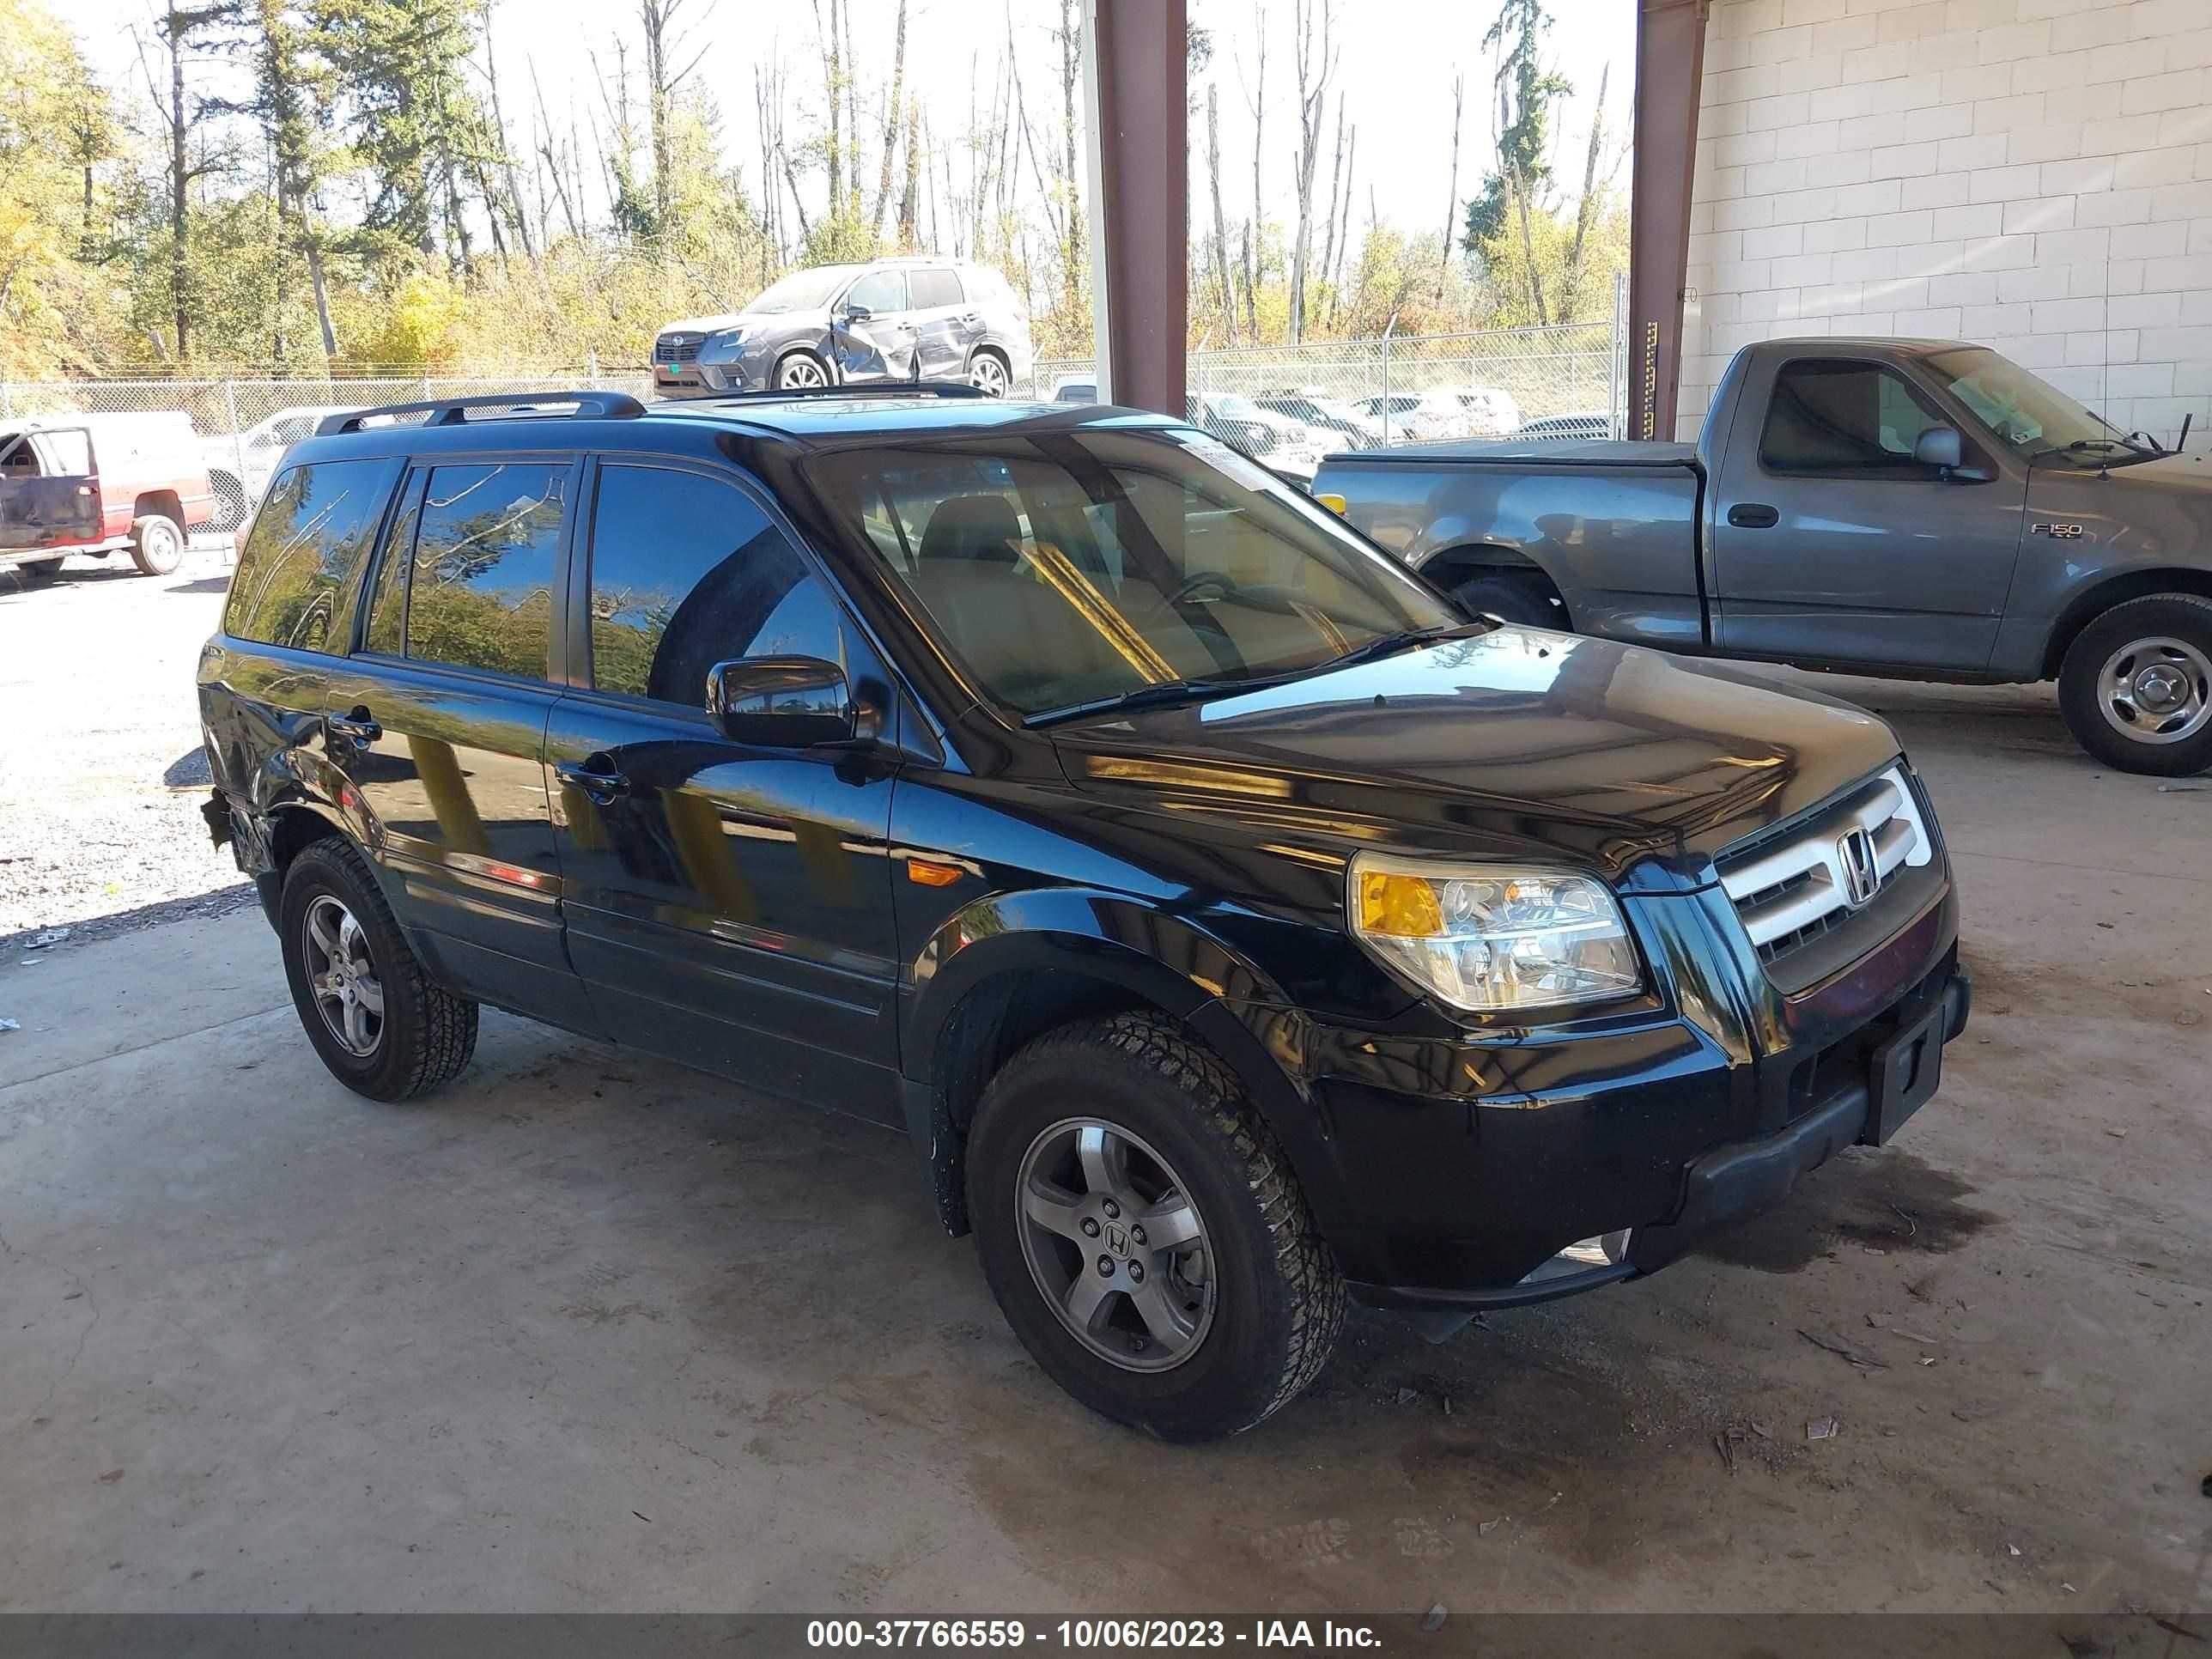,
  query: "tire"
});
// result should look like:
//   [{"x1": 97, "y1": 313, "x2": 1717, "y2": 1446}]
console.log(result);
[
  {"x1": 210, "y1": 472, "x2": 251, "y2": 532},
  {"x1": 128, "y1": 514, "x2": 185, "y2": 576},
  {"x1": 2057, "y1": 593, "x2": 2212, "y2": 777},
  {"x1": 277, "y1": 836, "x2": 479, "y2": 1102},
  {"x1": 13, "y1": 557, "x2": 64, "y2": 586},
  {"x1": 1449, "y1": 568, "x2": 1566, "y2": 629},
  {"x1": 964, "y1": 1012, "x2": 1344, "y2": 1441},
  {"x1": 968, "y1": 347, "x2": 1012, "y2": 397},
  {"x1": 774, "y1": 350, "x2": 830, "y2": 391}
]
